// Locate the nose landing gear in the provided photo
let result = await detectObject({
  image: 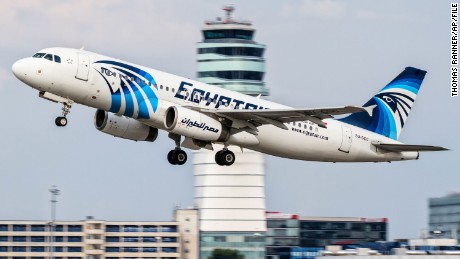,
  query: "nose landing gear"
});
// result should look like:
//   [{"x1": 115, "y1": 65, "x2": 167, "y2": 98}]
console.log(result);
[
  {"x1": 55, "y1": 102, "x2": 72, "y2": 127},
  {"x1": 55, "y1": 116, "x2": 68, "y2": 127}
]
